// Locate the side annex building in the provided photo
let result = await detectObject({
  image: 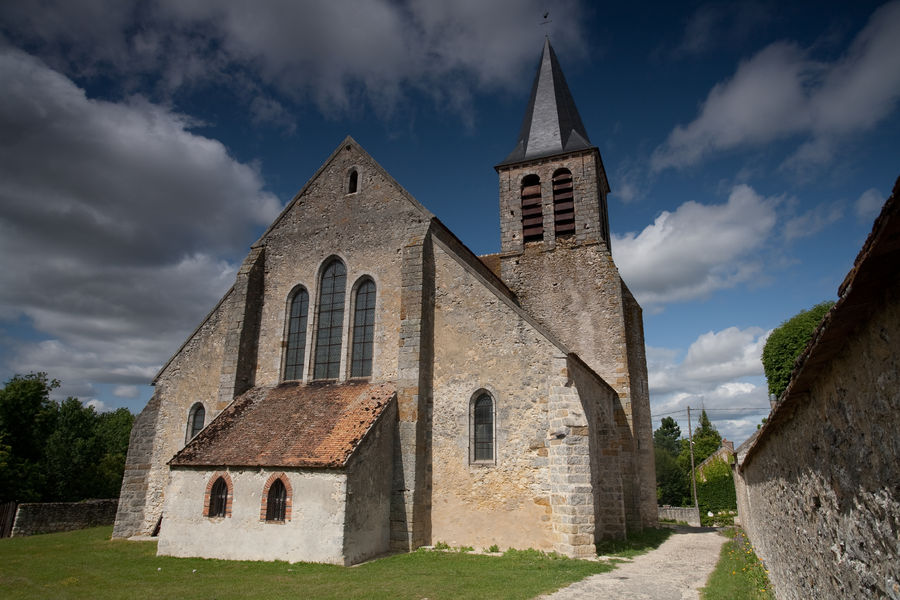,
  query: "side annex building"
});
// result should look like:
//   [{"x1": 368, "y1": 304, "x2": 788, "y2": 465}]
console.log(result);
[{"x1": 113, "y1": 39, "x2": 657, "y2": 564}]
